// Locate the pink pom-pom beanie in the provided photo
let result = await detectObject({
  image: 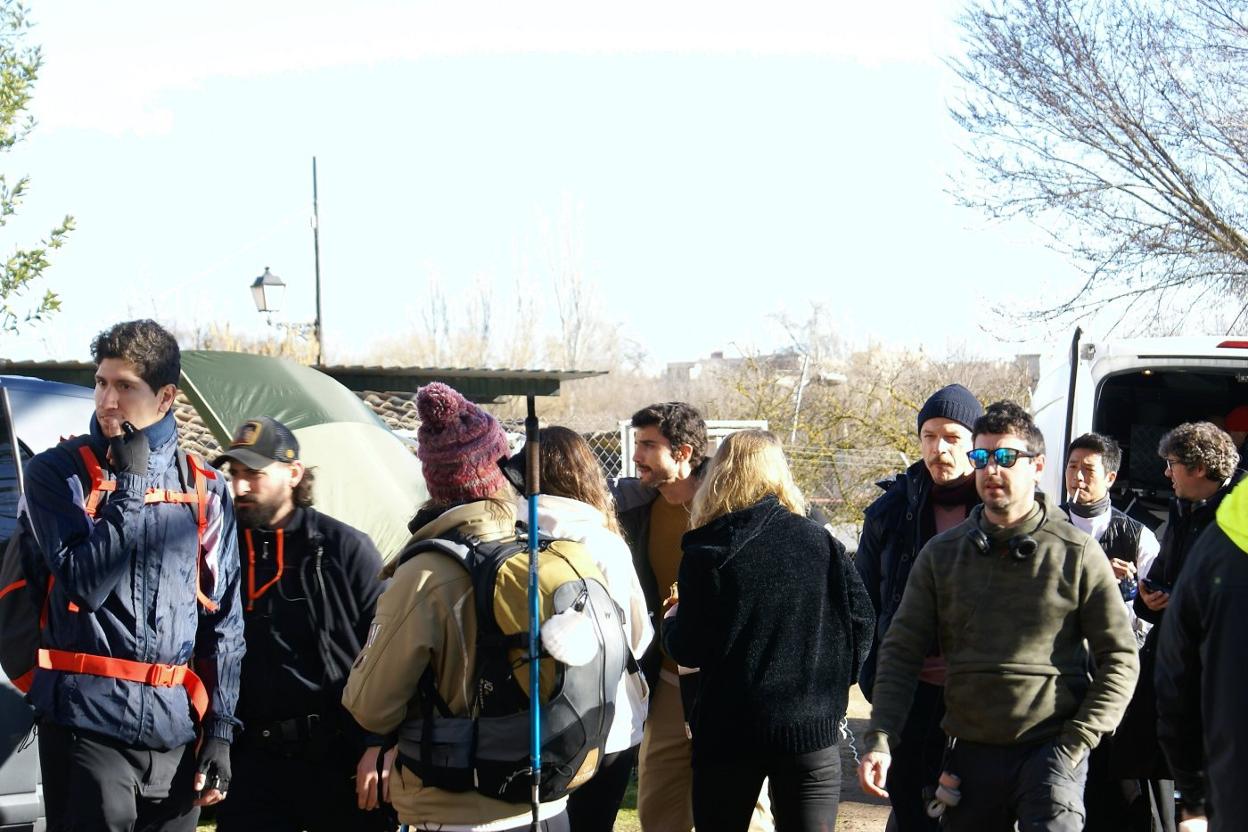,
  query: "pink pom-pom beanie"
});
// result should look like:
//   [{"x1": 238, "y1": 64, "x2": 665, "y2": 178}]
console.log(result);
[{"x1": 416, "y1": 382, "x2": 511, "y2": 504}]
